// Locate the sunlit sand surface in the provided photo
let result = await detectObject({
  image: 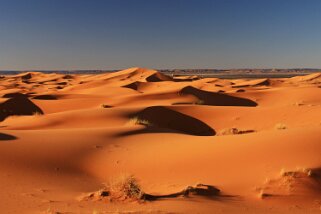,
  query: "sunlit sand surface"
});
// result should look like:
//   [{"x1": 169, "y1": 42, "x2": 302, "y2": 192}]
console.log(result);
[{"x1": 0, "y1": 68, "x2": 320, "y2": 213}]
